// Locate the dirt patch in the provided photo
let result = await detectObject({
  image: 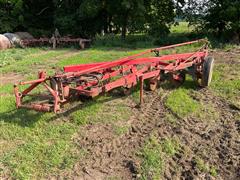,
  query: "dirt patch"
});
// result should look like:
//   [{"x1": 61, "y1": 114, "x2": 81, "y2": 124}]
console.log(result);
[
  {"x1": 0, "y1": 72, "x2": 25, "y2": 85},
  {"x1": 158, "y1": 89, "x2": 240, "y2": 180},
  {"x1": 211, "y1": 49, "x2": 240, "y2": 64},
  {"x1": 49, "y1": 91, "x2": 168, "y2": 179},
  {"x1": 53, "y1": 88, "x2": 239, "y2": 180}
]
